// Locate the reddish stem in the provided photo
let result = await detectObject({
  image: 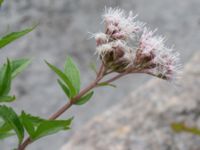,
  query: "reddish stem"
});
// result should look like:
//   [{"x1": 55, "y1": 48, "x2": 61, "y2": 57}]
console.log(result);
[{"x1": 17, "y1": 64, "x2": 105, "y2": 150}]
